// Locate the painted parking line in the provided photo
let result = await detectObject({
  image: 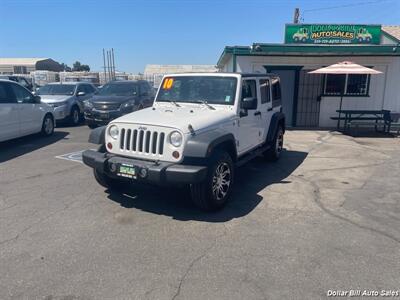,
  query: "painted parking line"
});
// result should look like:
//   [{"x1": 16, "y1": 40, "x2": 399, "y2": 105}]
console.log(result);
[{"x1": 55, "y1": 150, "x2": 86, "y2": 163}]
